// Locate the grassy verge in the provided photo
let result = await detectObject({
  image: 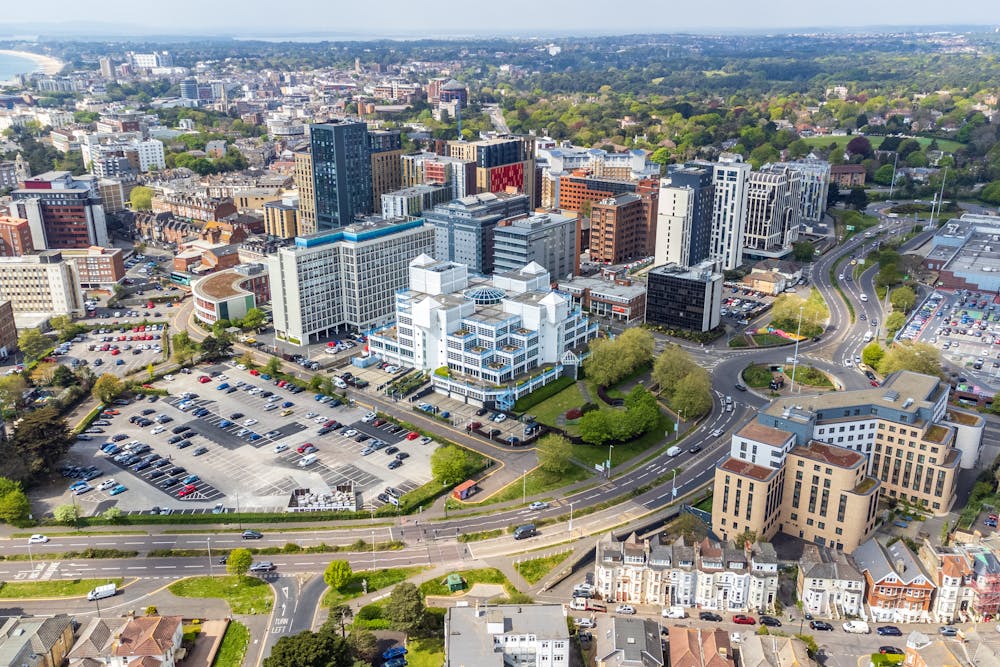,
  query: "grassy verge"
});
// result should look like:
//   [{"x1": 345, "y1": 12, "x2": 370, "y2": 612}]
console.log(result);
[
  {"x1": 161, "y1": 523, "x2": 393, "y2": 535},
  {"x1": 10, "y1": 530, "x2": 148, "y2": 538},
  {"x1": 742, "y1": 364, "x2": 775, "y2": 388},
  {"x1": 405, "y1": 637, "x2": 445, "y2": 667},
  {"x1": 829, "y1": 256, "x2": 856, "y2": 323},
  {"x1": 693, "y1": 495, "x2": 713, "y2": 513},
  {"x1": 529, "y1": 382, "x2": 588, "y2": 430},
  {"x1": 168, "y1": 576, "x2": 273, "y2": 615},
  {"x1": 149, "y1": 540, "x2": 404, "y2": 558},
  {"x1": 751, "y1": 333, "x2": 792, "y2": 347},
  {"x1": 0, "y1": 577, "x2": 123, "y2": 599},
  {"x1": 321, "y1": 566, "x2": 426, "y2": 608},
  {"x1": 0, "y1": 549, "x2": 138, "y2": 562},
  {"x1": 419, "y1": 567, "x2": 516, "y2": 597},
  {"x1": 211, "y1": 621, "x2": 249, "y2": 667},
  {"x1": 515, "y1": 551, "x2": 572, "y2": 584},
  {"x1": 457, "y1": 529, "x2": 503, "y2": 542},
  {"x1": 789, "y1": 365, "x2": 834, "y2": 388},
  {"x1": 571, "y1": 412, "x2": 674, "y2": 468},
  {"x1": 475, "y1": 464, "x2": 591, "y2": 505}
]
